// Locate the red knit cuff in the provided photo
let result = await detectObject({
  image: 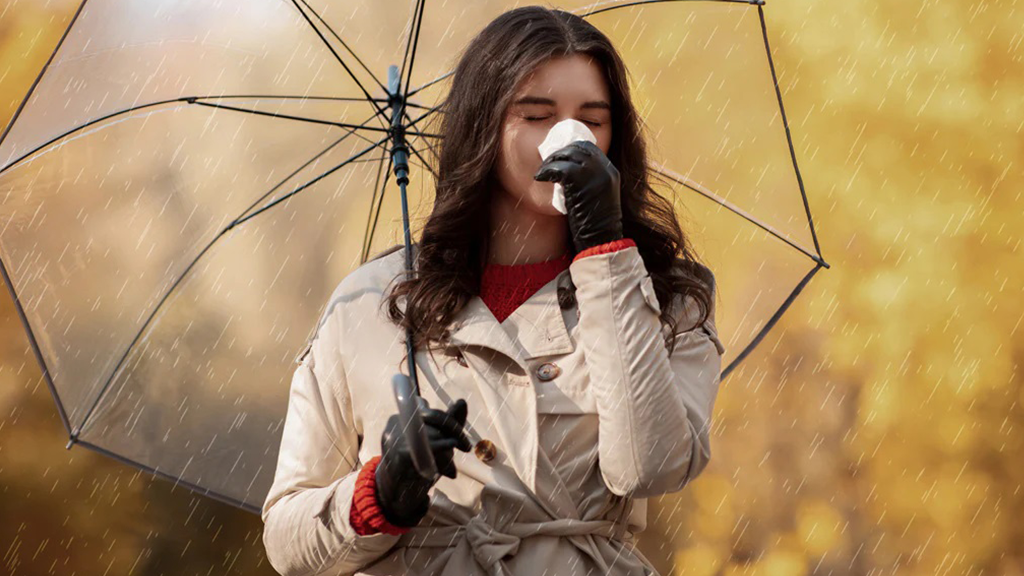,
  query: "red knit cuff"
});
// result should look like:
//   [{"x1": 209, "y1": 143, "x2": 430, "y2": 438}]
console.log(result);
[
  {"x1": 572, "y1": 238, "x2": 636, "y2": 263},
  {"x1": 349, "y1": 456, "x2": 411, "y2": 536}
]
